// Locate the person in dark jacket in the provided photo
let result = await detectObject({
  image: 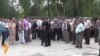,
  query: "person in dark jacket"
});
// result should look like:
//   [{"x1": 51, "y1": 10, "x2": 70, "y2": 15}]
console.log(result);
[
  {"x1": 41, "y1": 18, "x2": 51, "y2": 47},
  {"x1": 15, "y1": 21, "x2": 19, "y2": 41},
  {"x1": 57, "y1": 20, "x2": 63, "y2": 41},
  {"x1": 95, "y1": 20, "x2": 99, "y2": 42},
  {"x1": 31, "y1": 19, "x2": 37, "y2": 39}
]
